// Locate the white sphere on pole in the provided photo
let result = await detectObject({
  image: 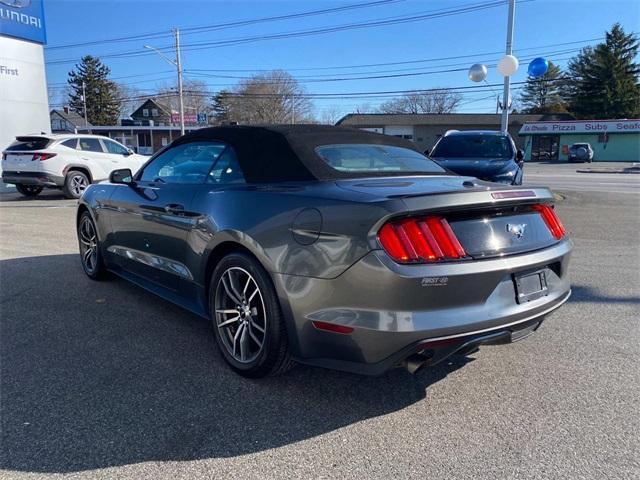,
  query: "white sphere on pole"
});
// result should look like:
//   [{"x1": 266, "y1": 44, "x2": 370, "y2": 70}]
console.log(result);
[
  {"x1": 497, "y1": 54, "x2": 519, "y2": 76},
  {"x1": 468, "y1": 64, "x2": 488, "y2": 82}
]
